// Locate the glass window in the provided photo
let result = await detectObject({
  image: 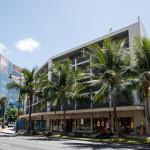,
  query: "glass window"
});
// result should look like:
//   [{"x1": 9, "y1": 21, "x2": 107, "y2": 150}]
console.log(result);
[
  {"x1": 93, "y1": 118, "x2": 97, "y2": 132},
  {"x1": 76, "y1": 119, "x2": 91, "y2": 131},
  {"x1": 52, "y1": 119, "x2": 61, "y2": 131},
  {"x1": 114, "y1": 117, "x2": 134, "y2": 133}
]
